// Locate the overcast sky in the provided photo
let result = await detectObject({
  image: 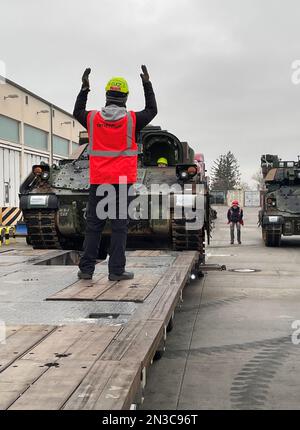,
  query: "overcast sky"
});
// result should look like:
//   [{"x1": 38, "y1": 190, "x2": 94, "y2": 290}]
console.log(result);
[{"x1": 1, "y1": 0, "x2": 300, "y2": 187}]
